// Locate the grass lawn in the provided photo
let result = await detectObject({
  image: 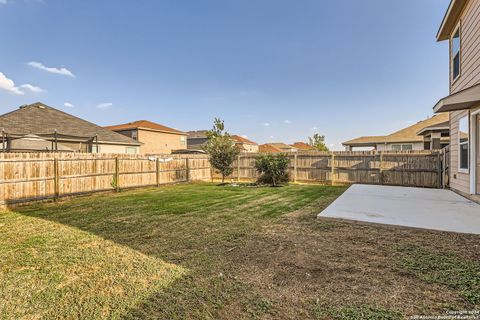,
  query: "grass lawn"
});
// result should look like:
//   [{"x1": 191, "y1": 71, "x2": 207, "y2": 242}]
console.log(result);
[{"x1": 1, "y1": 183, "x2": 479, "y2": 319}]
